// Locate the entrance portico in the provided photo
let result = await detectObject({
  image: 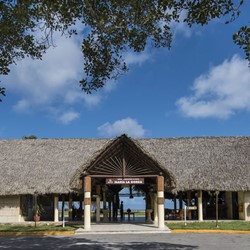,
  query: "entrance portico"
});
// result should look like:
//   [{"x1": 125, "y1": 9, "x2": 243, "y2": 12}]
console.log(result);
[{"x1": 79, "y1": 135, "x2": 175, "y2": 229}]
